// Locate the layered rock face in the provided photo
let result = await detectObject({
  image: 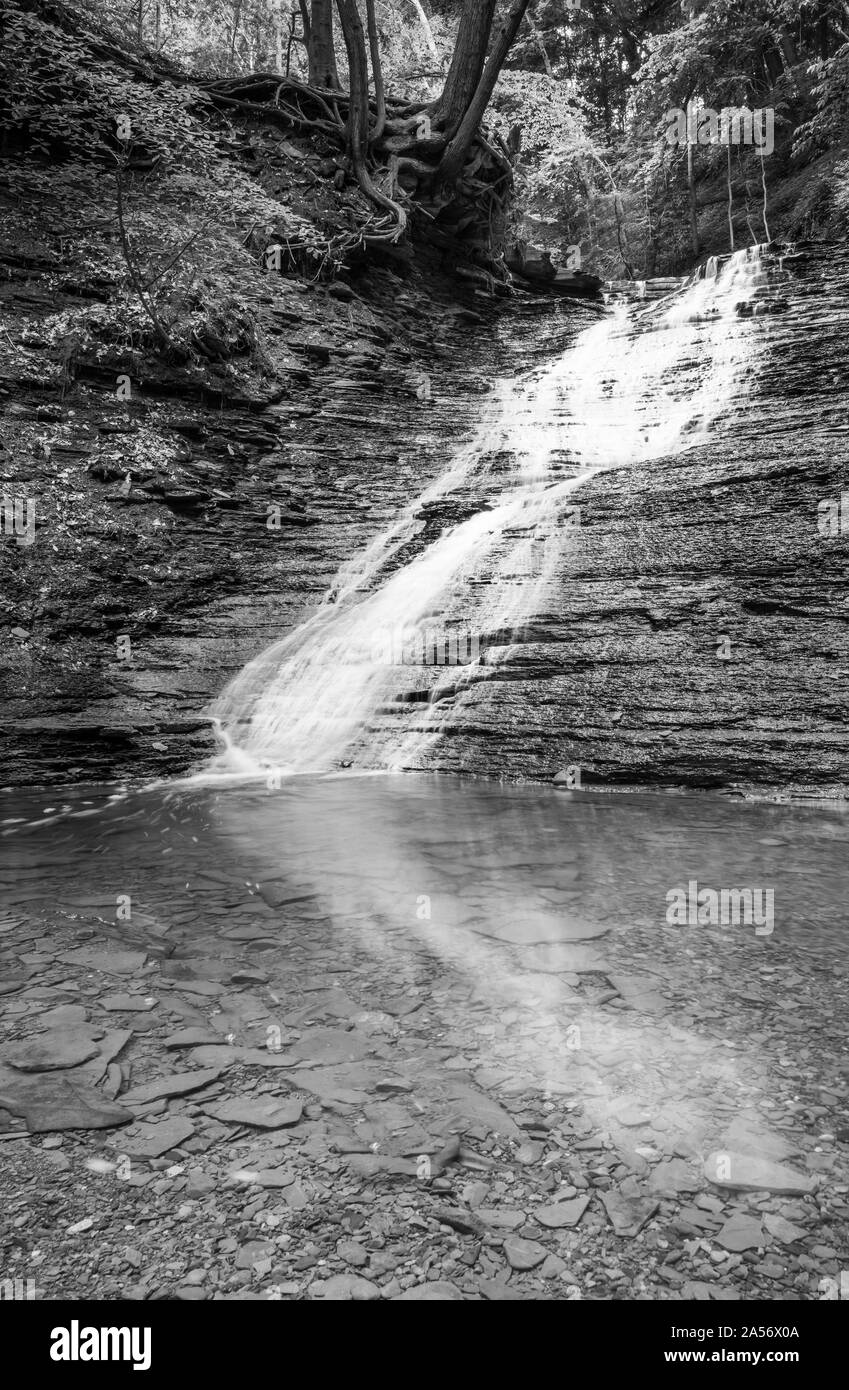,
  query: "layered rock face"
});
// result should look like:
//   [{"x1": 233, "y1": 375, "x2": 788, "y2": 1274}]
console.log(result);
[
  {"x1": 390, "y1": 242, "x2": 849, "y2": 796},
  {"x1": 0, "y1": 241, "x2": 593, "y2": 785},
  {"x1": 3, "y1": 240, "x2": 847, "y2": 795}
]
